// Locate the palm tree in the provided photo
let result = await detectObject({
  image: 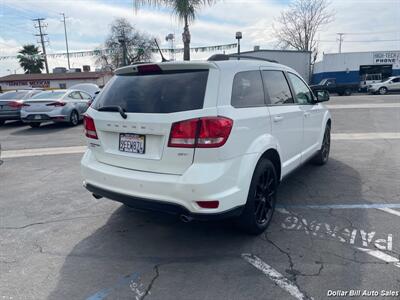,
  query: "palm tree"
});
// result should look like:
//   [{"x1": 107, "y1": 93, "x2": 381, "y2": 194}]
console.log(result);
[
  {"x1": 134, "y1": 0, "x2": 217, "y2": 61},
  {"x1": 17, "y1": 44, "x2": 44, "y2": 74}
]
